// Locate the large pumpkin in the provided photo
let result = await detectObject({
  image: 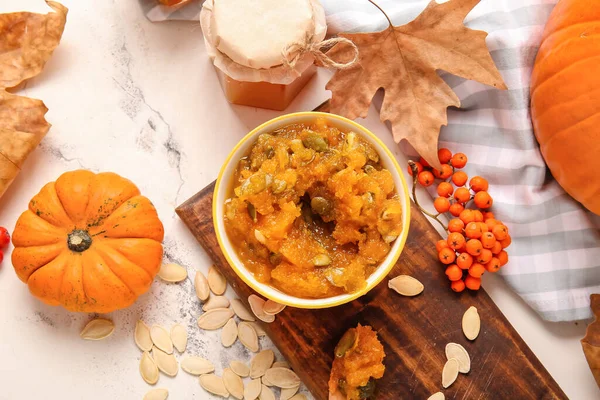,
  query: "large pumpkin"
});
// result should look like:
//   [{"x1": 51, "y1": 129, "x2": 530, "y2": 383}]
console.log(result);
[
  {"x1": 11, "y1": 170, "x2": 164, "y2": 313},
  {"x1": 530, "y1": 0, "x2": 600, "y2": 214}
]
